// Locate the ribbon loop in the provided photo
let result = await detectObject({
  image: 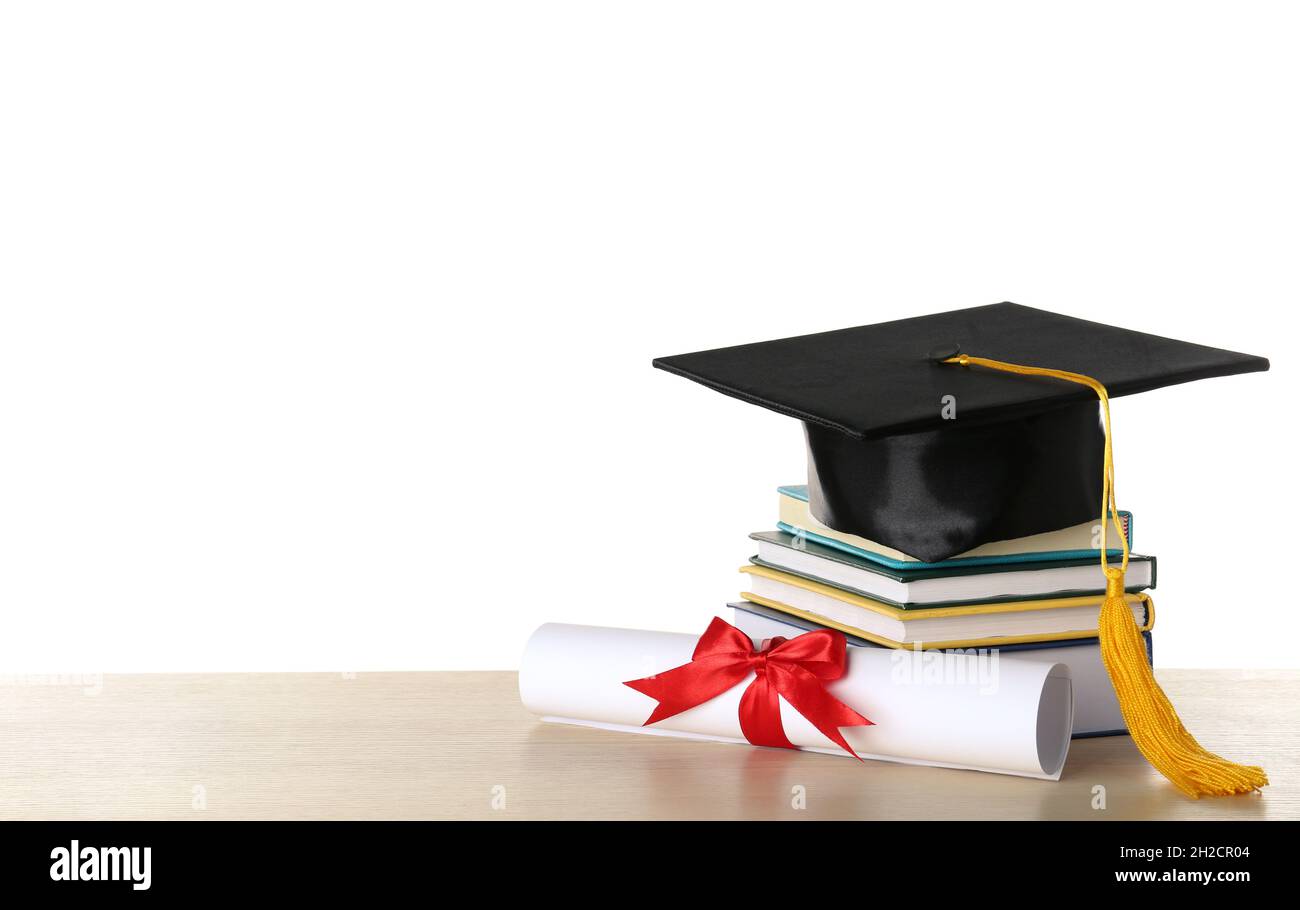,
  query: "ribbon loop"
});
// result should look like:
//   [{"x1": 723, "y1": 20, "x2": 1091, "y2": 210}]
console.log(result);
[{"x1": 624, "y1": 617, "x2": 873, "y2": 759}]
